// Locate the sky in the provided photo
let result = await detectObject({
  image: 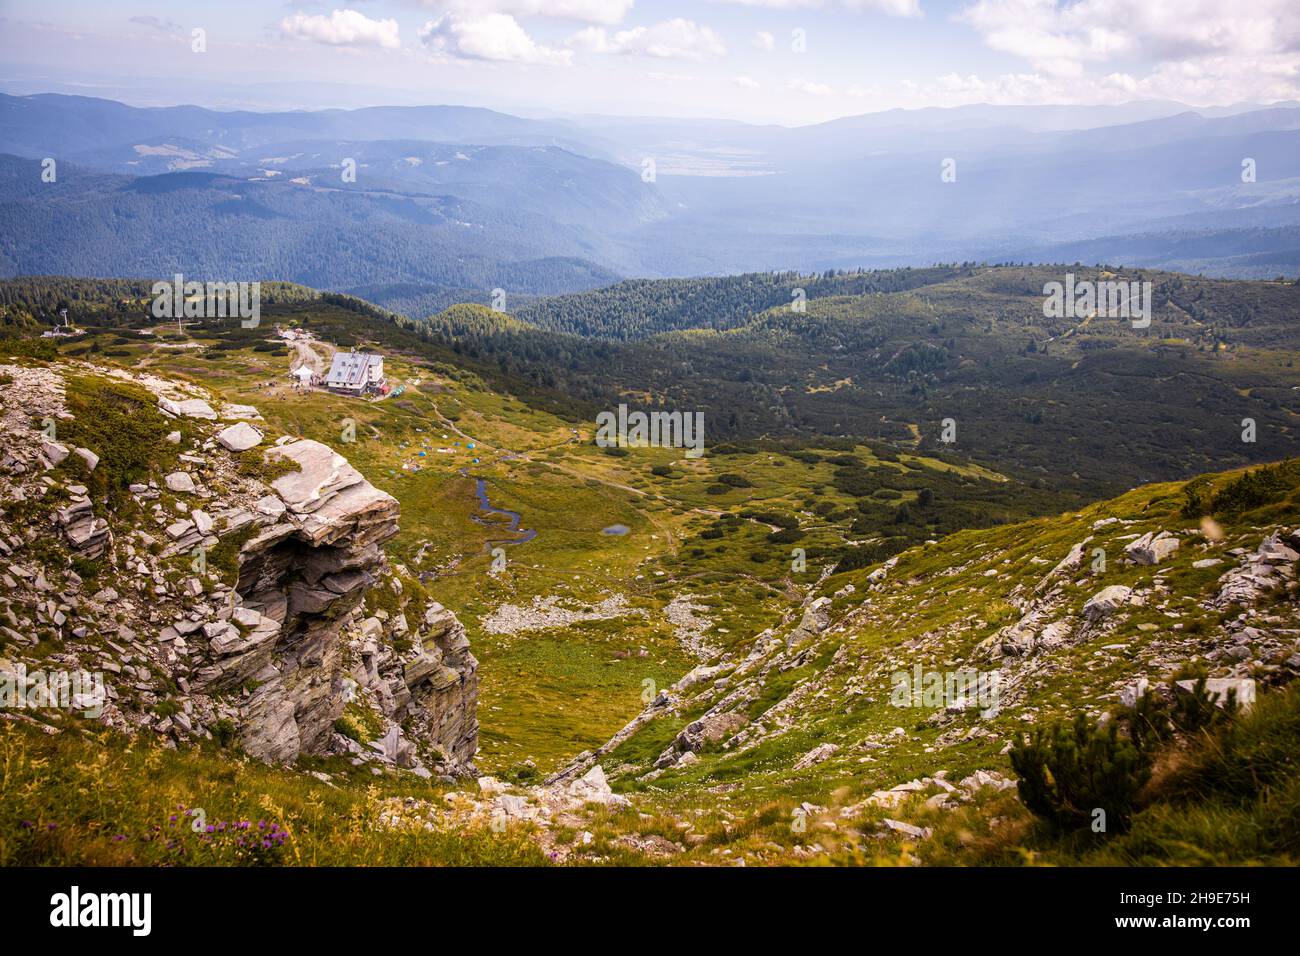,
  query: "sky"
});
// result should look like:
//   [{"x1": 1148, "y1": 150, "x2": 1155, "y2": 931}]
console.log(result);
[{"x1": 1, "y1": 1, "x2": 1298, "y2": 124}]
